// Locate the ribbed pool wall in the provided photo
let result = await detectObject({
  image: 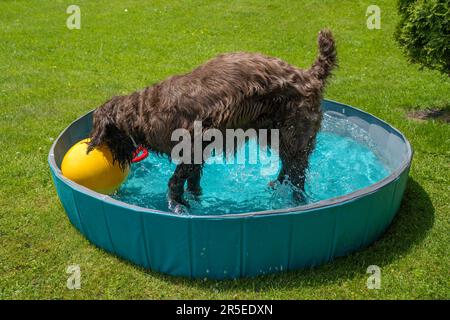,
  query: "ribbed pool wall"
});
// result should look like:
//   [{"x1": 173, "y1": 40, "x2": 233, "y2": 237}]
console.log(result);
[{"x1": 49, "y1": 100, "x2": 412, "y2": 279}]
